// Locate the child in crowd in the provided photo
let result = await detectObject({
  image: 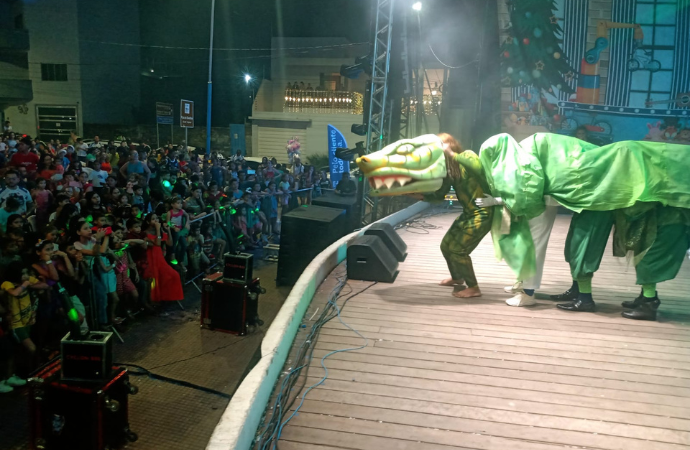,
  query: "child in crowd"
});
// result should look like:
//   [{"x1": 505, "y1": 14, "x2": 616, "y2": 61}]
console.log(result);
[
  {"x1": 166, "y1": 197, "x2": 190, "y2": 267},
  {"x1": 1, "y1": 263, "x2": 50, "y2": 371}
]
